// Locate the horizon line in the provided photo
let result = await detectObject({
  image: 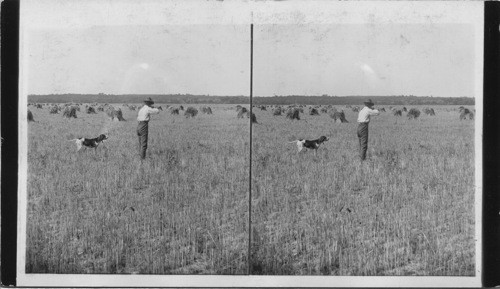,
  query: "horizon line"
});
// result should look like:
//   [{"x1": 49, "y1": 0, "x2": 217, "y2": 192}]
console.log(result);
[{"x1": 28, "y1": 93, "x2": 475, "y2": 99}]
